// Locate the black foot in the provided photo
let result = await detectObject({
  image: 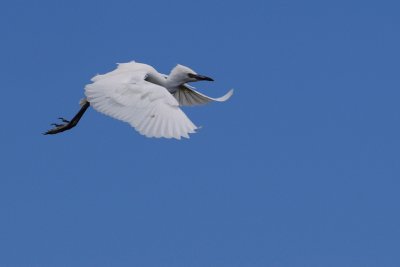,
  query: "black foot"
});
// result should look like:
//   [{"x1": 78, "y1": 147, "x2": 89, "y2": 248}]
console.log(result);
[
  {"x1": 43, "y1": 101, "x2": 91, "y2": 135},
  {"x1": 58, "y1": 117, "x2": 70, "y2": 123},
  {"x1": 44, "y1": 119, "x2": 75, "y2": 135}
]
